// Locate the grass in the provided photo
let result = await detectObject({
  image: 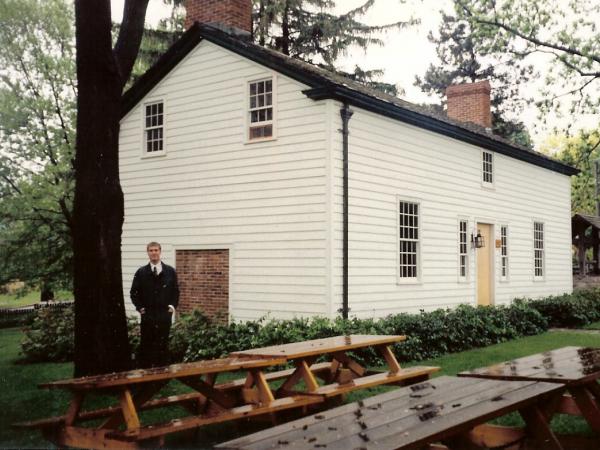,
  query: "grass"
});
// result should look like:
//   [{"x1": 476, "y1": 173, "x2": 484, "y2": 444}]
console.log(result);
[
  {"x1": 0, "y1": 290, "x2": 72, "y2": 309},
  {"x1": 1, "y1": 329, "x2": 599, "y2": 448},
  {"x1": 583, "y1": 320, "x2": 600, "y2": 330}
]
